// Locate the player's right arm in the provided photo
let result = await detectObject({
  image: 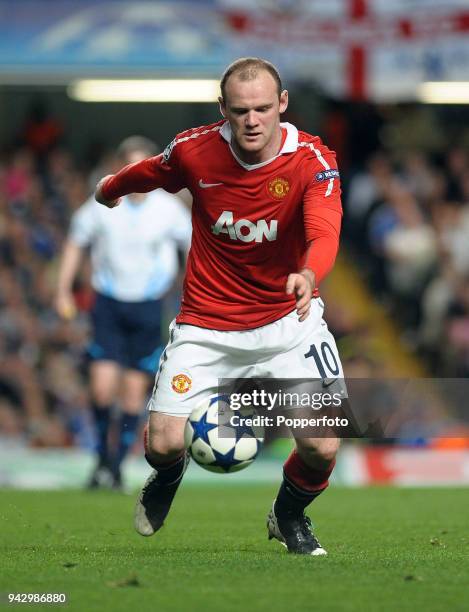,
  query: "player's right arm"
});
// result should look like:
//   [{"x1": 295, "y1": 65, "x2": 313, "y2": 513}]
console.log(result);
[
  {"x1": 95, "y1": 174, "x2": 120, "y2": 208},
  {"x1": 95, "y1": 141, "x2": 186, "y2": 208},
  {"x1": 54, "y1": 239, "x2": 83, "y2": 320},
  {"x1": 55, "y1": 198, "x2": 98, "y2": 320}
]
